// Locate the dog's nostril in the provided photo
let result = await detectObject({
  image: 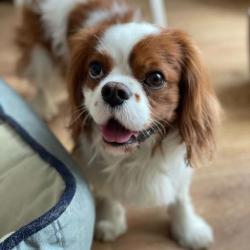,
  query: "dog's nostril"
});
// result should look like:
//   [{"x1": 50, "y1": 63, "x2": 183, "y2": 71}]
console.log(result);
[
  {"x1": 117, "y1": 89, "x2": 130, "y2": 100},
  {"x1": 102, "y1": 82, "x2": 132, "y2": 107},
  {"x1": 102, "y1": 85, "x2": 113, "y2": 98}
]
